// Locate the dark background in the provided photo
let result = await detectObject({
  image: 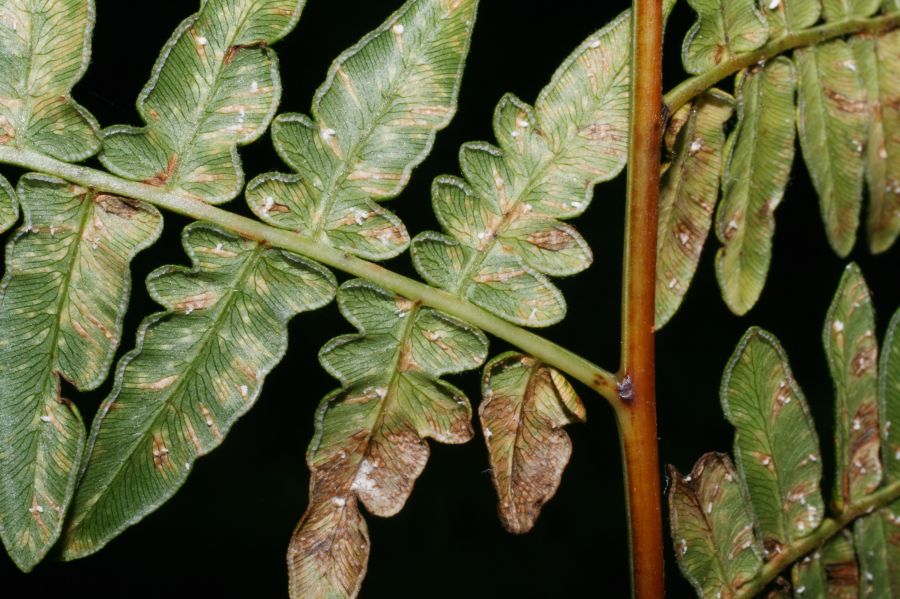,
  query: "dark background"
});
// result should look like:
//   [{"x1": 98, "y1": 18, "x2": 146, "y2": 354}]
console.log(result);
[{"x1": 2, "y1": 0, "x2": 898, "y2": 597}]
